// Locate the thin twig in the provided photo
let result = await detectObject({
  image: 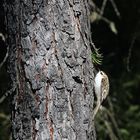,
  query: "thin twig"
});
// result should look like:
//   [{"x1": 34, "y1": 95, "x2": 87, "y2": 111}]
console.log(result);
[
  {"x1": 107, "y1": 99, "x2": 123, "y2": 140},
  {"x1": 104, "y1": 120, "x2": 118, "y2": 140},
  {"x1": 0, "y1": 33, "x2": 5, "y2": 42},
  {"x1": 100, "y1": 0, "x2": 108, "y2": 16},
  {"x1": 109, "y1": 0, "x2": 120, "y2": 18},
  {"x1": 0, "y1": 46, "x2": 9, "y2": 69},
  {"x1": 127, "y1": 36, "x2": 136, "y2": 72},
  {"x1": 0, "y1": 83, "x2": 16, "y2": 104},
  {"x1": 99, "y1": 110, "x2": 118, "y2": 140}
]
